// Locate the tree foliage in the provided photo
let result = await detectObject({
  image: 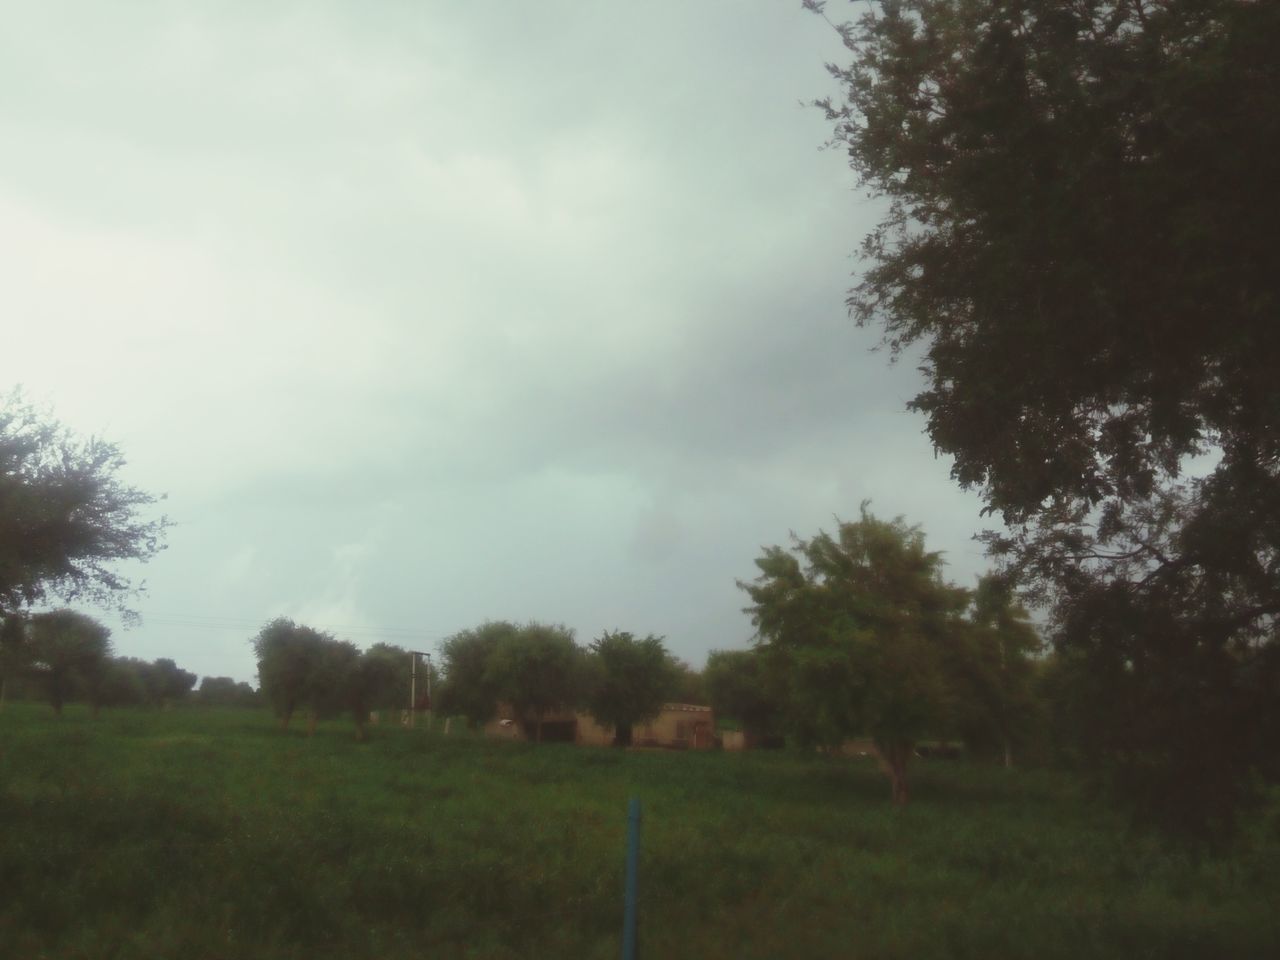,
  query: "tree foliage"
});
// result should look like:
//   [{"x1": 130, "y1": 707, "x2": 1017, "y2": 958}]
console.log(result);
[
  {"x1": 586, "y1": 631, "x2": 679, "y2": 746},
  {"x1": 437, "y1": 621, "x2": 519, "y2": 728},
  {"x1": 252, "y1": 618, "x2": 329, "y2": 730},
  {"x1": 0, "y1": 391, "x2": 168, "y2": 617},
  {"x1": 484, "y1": 623, "x2": 586, "y2": 743},
  {"x1": 26, "y1": 609, "x2": 112, "y2": 715},
  {"x1": 811, "y1": 0, "x2": 1280, "y2": 837},
  {"x1": 740, "y1": 507, "x2": 973, "y2": 803},
  {"x1": 704, "y1": 648, "x2": 785, "y2": 746}
]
